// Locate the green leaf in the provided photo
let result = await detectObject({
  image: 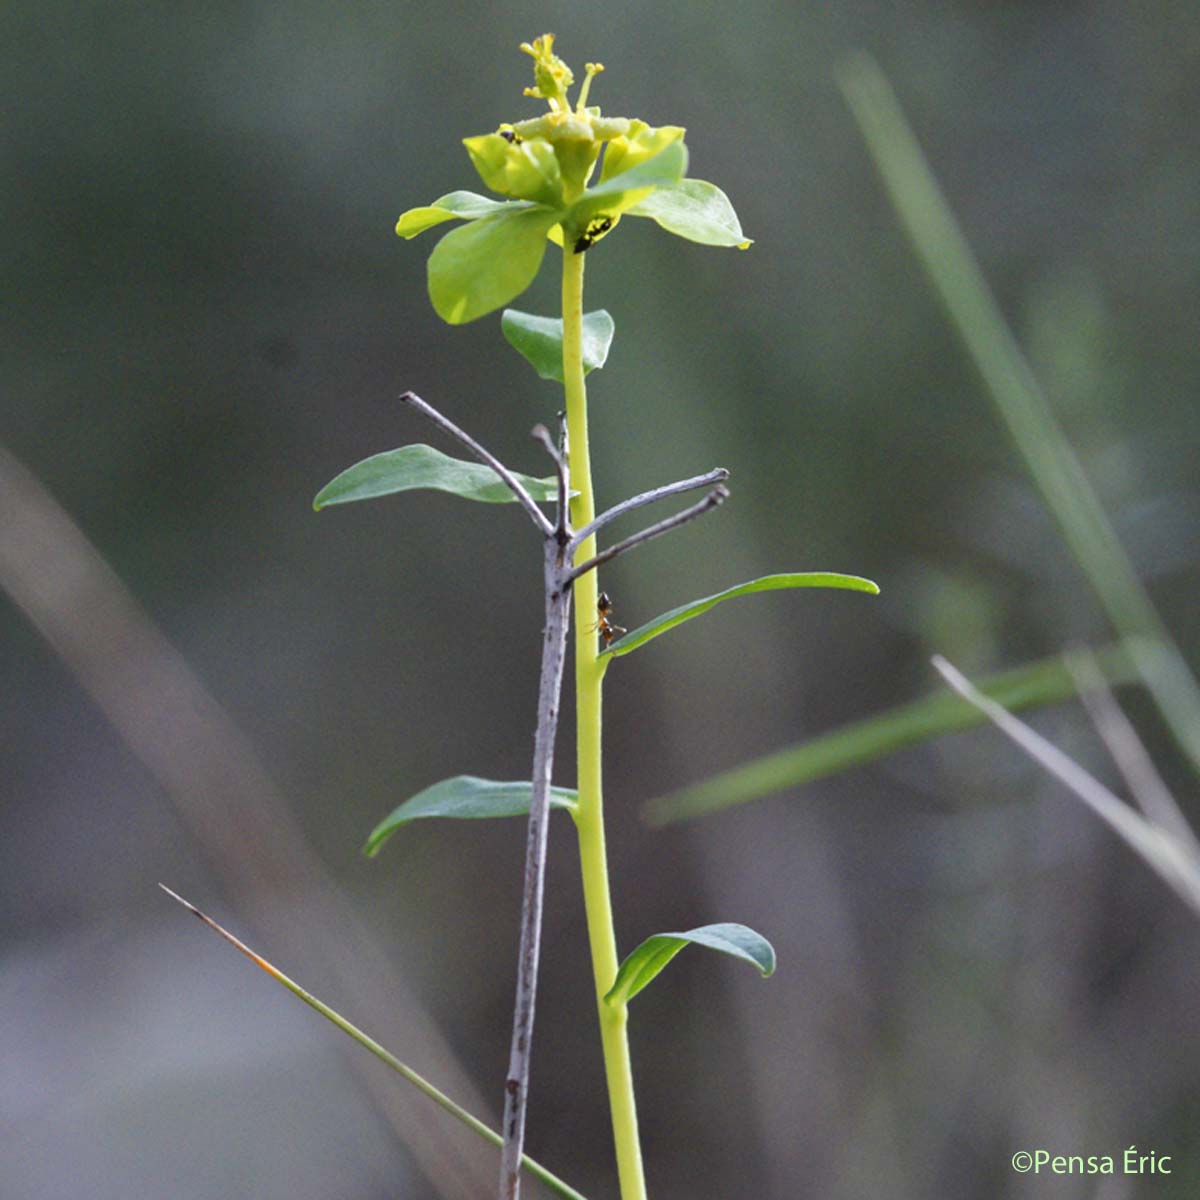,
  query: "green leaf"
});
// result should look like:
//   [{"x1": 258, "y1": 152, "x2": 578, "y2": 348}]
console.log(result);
[
  {"x1": 365, "y1": 776, "x2": 579, "y2": 857},
  {"x1": 501, "y1": 309, "x2": 615, "y2": 383},
  {"x1": 604, "y1": 572, "x2": 879, "y2": 659},
  {"x1": 642, "y1": 643, "x2": 1137, "y2": 826},
  {"x1": 313, "y1": 444, "x2": 561, "y2": 510},
  {"x1": 605, "y1": 923, "x2": 776, "y2": 1006},
  {"x1": 428, "y1": 206, "x2": 561, "y2": 324},
  {"x1": 395, "y1": 191, "x2": 534, "y2": 239},
  {"x1": 565, "y1": 140, "x2": 689, "y2": 234},
  {"x1": 628, "y1": 179, "x2": 752, "y2": 248}
]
